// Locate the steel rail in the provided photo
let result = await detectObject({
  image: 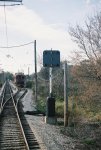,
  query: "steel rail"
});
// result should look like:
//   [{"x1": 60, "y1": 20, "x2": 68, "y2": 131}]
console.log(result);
[
  {"x1": 16, "y1": 88, "x2": 28, "y2": 107},
  {"x1": 0, "y1": 81, "x2": 30, "y2": 150},
  {"x1": 0, "y1": 82, "x2": 19, "y2": 114},
  {"x1": 8, "y1": 81, "x2": 30, "y2": 150},
  {"x1": 0, "y1": 91, "x2": 19, "y2": 114},
  {"x1": 0, "y1": 81, "x2": 6, "y2": 108},
  {"x1": 8, "y1": 84, "x2": 30, "y2": 150}
]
